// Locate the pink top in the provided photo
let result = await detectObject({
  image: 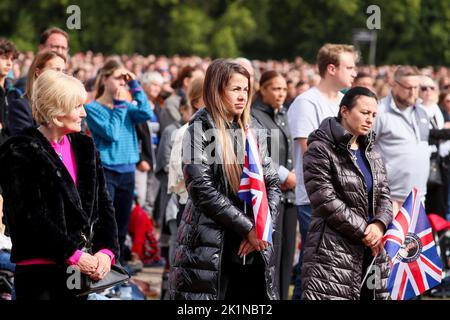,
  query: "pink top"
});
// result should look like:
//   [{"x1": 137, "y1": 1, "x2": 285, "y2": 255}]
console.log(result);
[
  {"x1": 50, "y1": 135, "x2": 77, "y2": 185},
  {"x1": 16, "y1": 136, "x2": 115, "y2": 266}
]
